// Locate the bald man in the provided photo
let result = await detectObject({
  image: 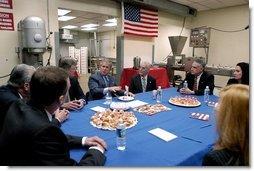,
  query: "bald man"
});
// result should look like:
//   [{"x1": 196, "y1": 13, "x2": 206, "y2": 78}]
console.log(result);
[{"x1": 129, "y1": 61, "x2": 156, "y2": 94}]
